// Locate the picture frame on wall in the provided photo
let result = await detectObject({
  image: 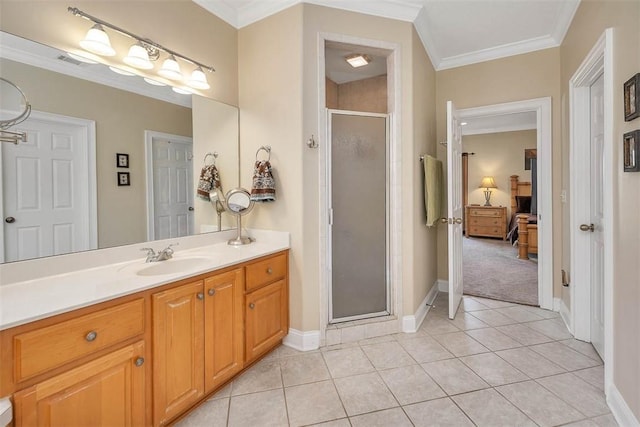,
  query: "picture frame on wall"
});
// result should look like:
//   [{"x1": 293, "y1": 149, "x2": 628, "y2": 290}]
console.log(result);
[
  {"x1": 623, "y1": 130, "x2": 639, "y2": 172},
  {"x1": 117, "y1": 172, "x2": 131, "y2": 186},
  {"x1": 116, "y1": 153, "x2": 129, "y2": 168},
  {"x1": 624, "y1": 73, "x2": 640, "y2": 121}
]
